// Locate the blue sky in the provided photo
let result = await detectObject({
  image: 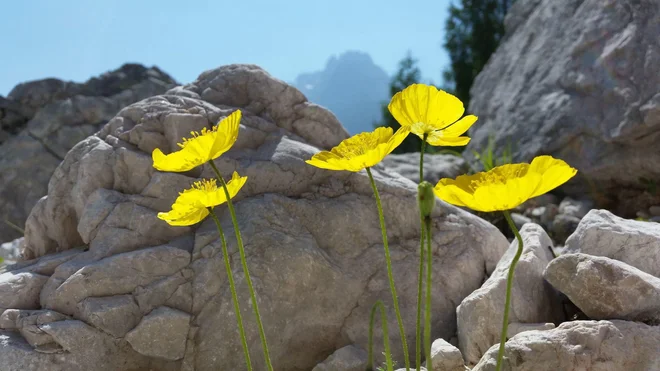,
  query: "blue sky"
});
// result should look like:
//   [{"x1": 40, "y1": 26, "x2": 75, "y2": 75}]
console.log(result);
[{"x1": 1, "y1": 0, "x2": 451, "y2": 95}]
